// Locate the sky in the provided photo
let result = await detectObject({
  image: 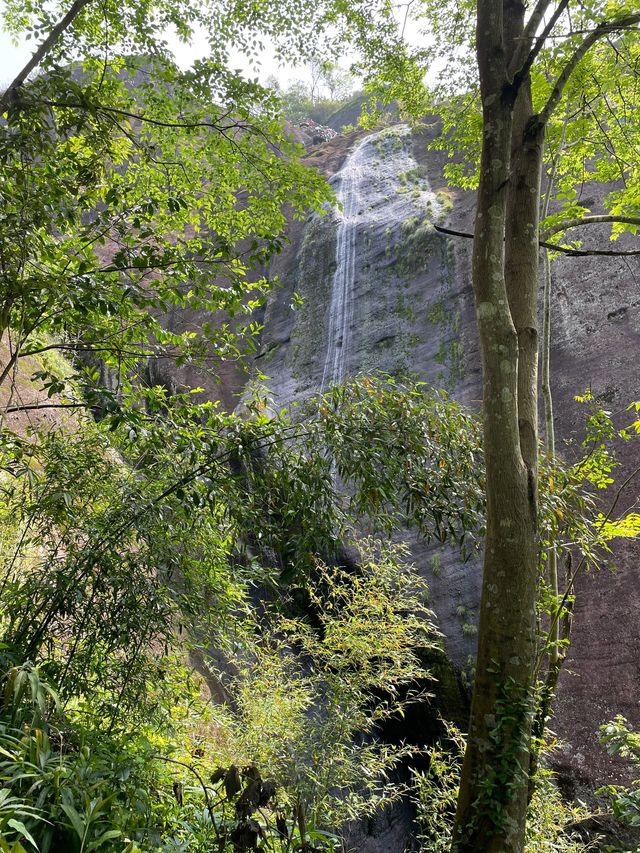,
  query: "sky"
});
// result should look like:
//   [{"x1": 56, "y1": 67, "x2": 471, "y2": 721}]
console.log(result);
[
  {"x1": 0, "y1": 24, "x2": 28, "y2": 87},
  {"x1": 0, "y1": 5, "x2": 331, "y2": 91}
]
